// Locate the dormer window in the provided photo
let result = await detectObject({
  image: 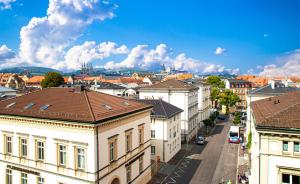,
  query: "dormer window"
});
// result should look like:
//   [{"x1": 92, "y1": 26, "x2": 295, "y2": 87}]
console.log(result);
[{"x1": 24, "y1": 103, "x2": 35, "y2": 110}]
